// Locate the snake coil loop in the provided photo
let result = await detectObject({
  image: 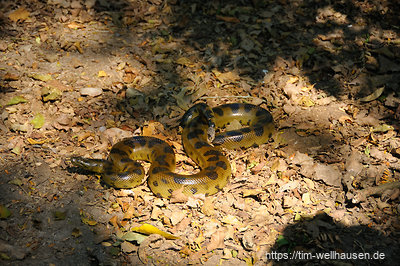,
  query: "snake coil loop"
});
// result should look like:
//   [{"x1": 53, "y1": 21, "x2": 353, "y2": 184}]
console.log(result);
[{"x1": 71, "y1": 103, "x2": 274, "y2": 198}]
